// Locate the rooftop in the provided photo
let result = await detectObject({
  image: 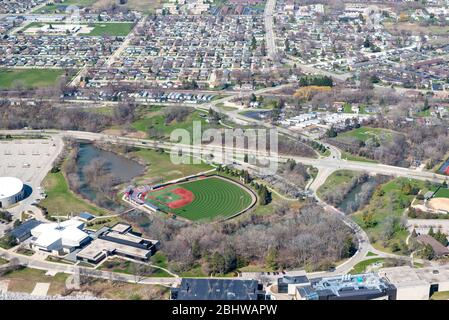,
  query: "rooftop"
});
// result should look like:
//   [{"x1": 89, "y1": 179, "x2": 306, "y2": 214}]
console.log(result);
[
  {"x1": 0, "y1": 177, "x2": 23, "y2": 199},
  {"x1": 173, "y1": 278, "x2": 263, "y2": 300}
]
